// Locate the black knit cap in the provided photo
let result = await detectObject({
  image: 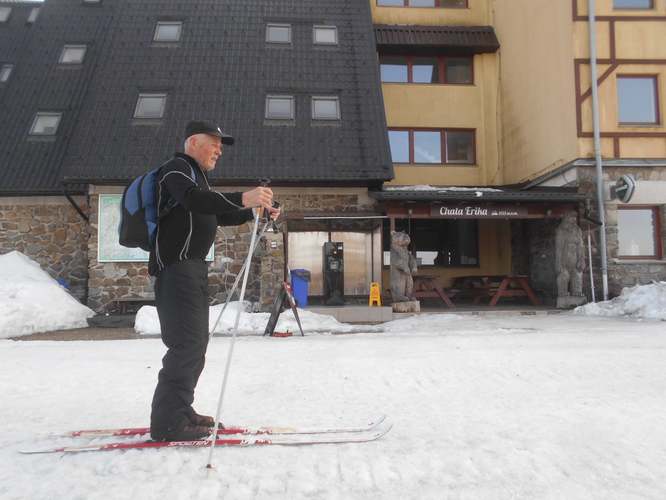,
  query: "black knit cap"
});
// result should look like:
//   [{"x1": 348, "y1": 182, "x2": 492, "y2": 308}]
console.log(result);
[{"x1": 185, "y1": 120, "x2": 235, "y2": 145}]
